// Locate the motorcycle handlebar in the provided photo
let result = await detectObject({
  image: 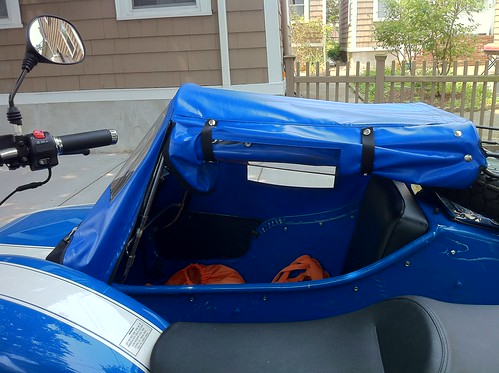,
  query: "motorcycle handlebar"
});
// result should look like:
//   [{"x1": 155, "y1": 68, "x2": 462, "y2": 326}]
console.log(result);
[
  {"x1": 0, "y1": 129, "x2": 118, "y2": 170},
  {"x1": 56, "y1": 129, "x2": 118, "y2": 155},
  {"x1": 0, "y1": 148, "x2": 18, "y2": 163}
]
